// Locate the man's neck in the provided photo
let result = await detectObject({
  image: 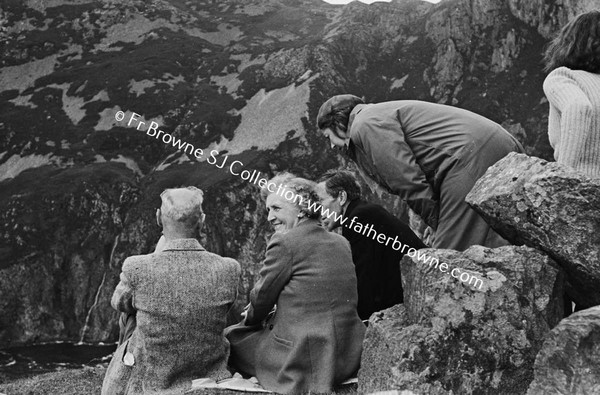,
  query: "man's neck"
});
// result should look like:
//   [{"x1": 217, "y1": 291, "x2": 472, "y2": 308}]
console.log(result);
[
  {"x1": 341, "y1": 202, "x2": 350, "y2": 217},
  {"x1": 162, "y1": 230, "x2": 196, "y2": 241}
]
